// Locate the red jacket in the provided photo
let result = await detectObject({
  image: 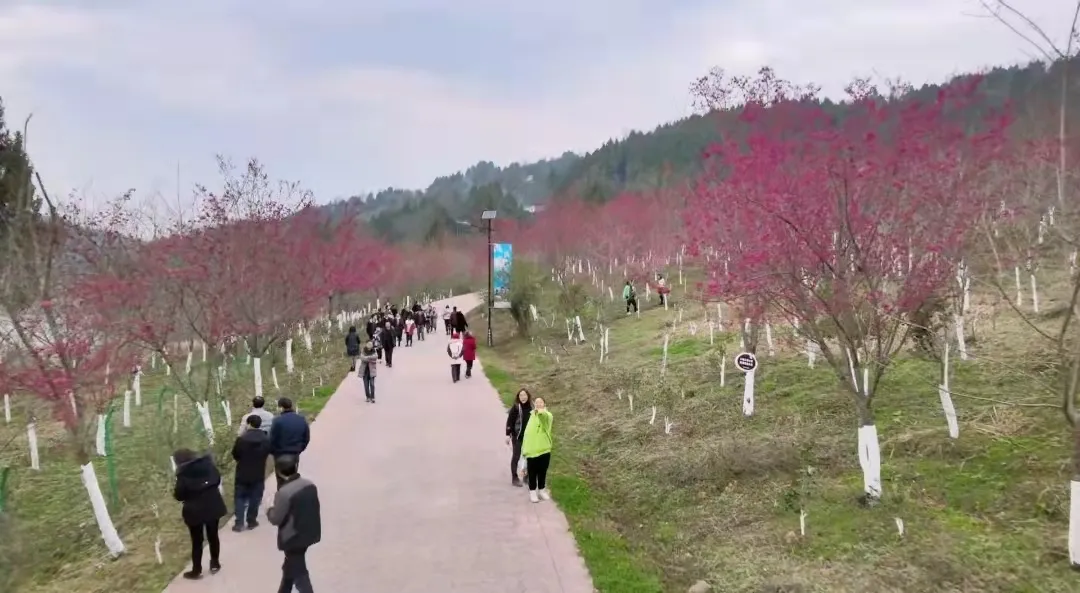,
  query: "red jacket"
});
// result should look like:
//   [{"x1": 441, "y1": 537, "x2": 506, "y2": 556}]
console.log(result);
[{"x1": 462, "y1": 335, "x2": 477, "y2": 361}]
